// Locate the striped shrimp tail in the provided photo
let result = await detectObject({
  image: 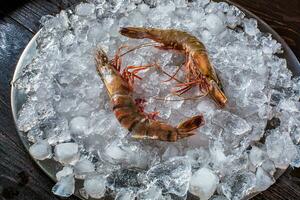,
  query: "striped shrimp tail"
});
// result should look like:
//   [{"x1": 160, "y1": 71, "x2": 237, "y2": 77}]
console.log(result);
[{"x1": 177, "y1": 115, "x2": 205, "y2": 133}]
